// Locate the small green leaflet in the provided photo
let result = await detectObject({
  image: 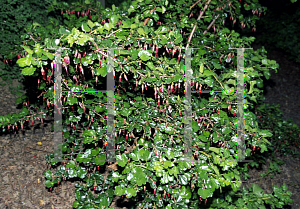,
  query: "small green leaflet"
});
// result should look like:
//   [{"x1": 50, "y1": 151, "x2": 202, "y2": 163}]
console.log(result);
[
  {"x1": 22, "y1": 45, "x2": 33, "y2": 54},
  {"x1": 200, "y1": 63, "x2": 204, "y2": 73},
  {"x1": 22, "y1": 66, "x2": 36, "y2": 76},
  {"x1": 131, "y1": 24, "x2": 137, "y2": 29},
  {"x1": 137, "y1": 28, "x2": 145, "y2": 35},
  {"x1": 138, "y1": 50, "x2": 151, "y2": 61},
  {"x1": 203, "y1": 70, "x2": 214, "y2": 76},
  {"x1": 59, "y1": 28, "x2": 70, "y2": 35},
  {"x1": 248, "y1": 81, "x2": 256, "y2": 94},
  {"x1": 87, "y1": 20, "x2": 95, "y2": 29},
  {"x1": 110, "y1": 15, "x2": 119, "y2": 25},
  {"x1": 81, "y1": 23, "x2": 90, "y2": 32},
  {"x1": 16, "y1": 57, "x2": 31, "y2": 67}
]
